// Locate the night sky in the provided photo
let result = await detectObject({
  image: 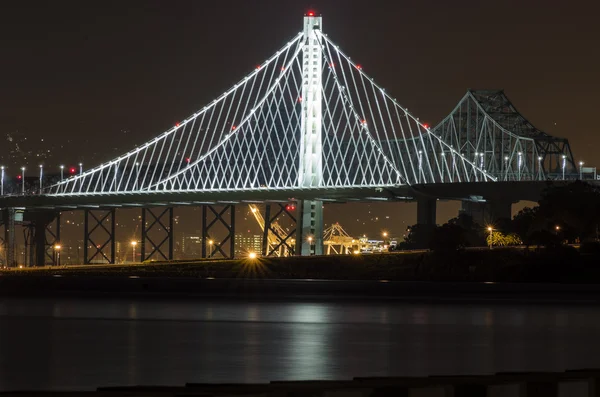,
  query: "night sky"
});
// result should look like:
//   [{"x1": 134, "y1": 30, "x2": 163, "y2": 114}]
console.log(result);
[{"x1": 2, "y1": 0, "x2": 600, "y2": 242}]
